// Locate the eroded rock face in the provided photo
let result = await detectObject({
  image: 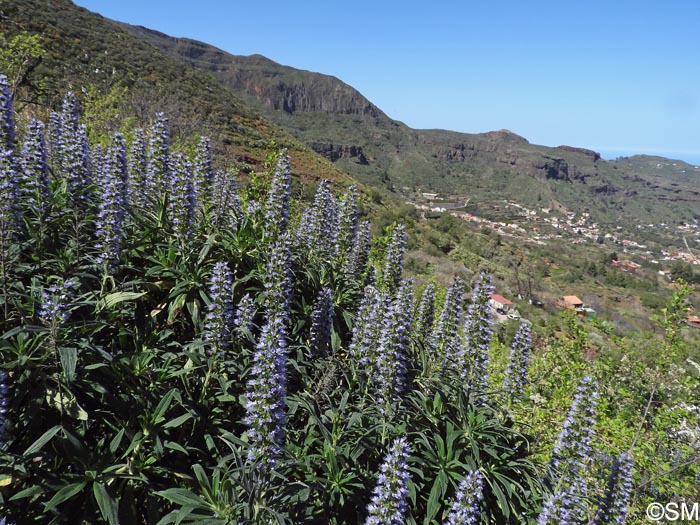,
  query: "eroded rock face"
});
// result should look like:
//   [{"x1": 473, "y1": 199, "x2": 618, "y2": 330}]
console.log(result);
[
  {"x1": 592, "y1": 183, "x2": 621, "y2": 195},
  {"x1": 270, "y1": 82, "x2": 381, "y2": 116},
  {"x1": 424, "y1": 138, "x2": 598, "y2": 182},
  {"x1": 309, "y1": 142, "x2": 369, "y2": 164}
]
